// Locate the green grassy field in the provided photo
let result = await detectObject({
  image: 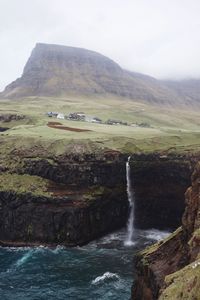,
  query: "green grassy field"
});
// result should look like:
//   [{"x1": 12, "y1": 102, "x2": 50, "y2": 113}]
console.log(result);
[{"x1": 1, "y1": 96, "x2": 200, "y2": 154}]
